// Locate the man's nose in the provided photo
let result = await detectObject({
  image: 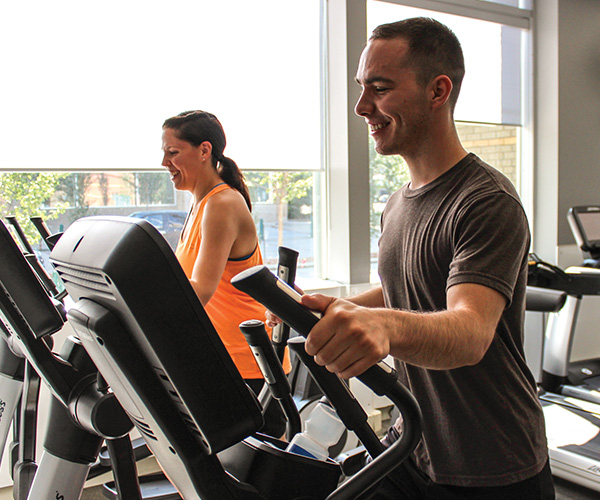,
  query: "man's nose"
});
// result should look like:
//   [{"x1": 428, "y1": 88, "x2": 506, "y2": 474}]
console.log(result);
[{"x1": 354, "y1": 90, "x2": 371, "y2": 118}]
